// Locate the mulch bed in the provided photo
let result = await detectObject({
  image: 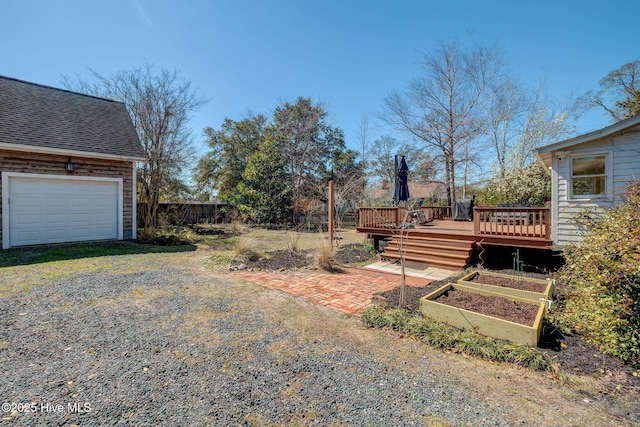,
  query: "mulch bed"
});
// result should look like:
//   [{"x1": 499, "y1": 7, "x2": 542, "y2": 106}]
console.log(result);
[
  {"x1": 230, "y1": 244, "x2": 375, "y2": 271},
  {"x1": 469, "y1": 273, "x2": 548, "y2": 293},
  {"x1": 434, "y1": 287, "x2": 539, "y2": 325},
  {"x1": 375, "y1": 271, "x2": 640, "y2": 393}
]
